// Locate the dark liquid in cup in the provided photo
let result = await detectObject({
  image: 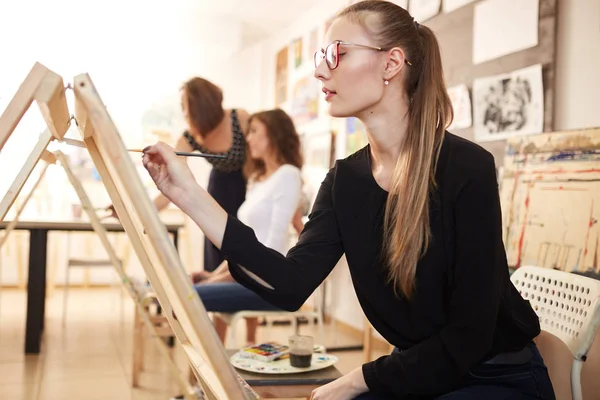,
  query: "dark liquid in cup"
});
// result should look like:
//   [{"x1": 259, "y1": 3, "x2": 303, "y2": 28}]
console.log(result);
[{"x1": 290, "y1": 352, "x2": 312, "y2": 368}]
